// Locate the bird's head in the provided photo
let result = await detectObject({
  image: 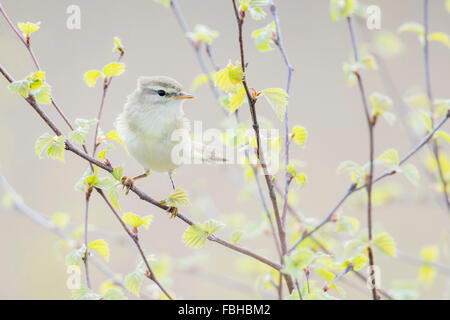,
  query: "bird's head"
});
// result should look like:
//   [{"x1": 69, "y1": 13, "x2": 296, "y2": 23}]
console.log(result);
[{"x1": 135, "y1": 76, "x2": 194, "y2": 109}]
